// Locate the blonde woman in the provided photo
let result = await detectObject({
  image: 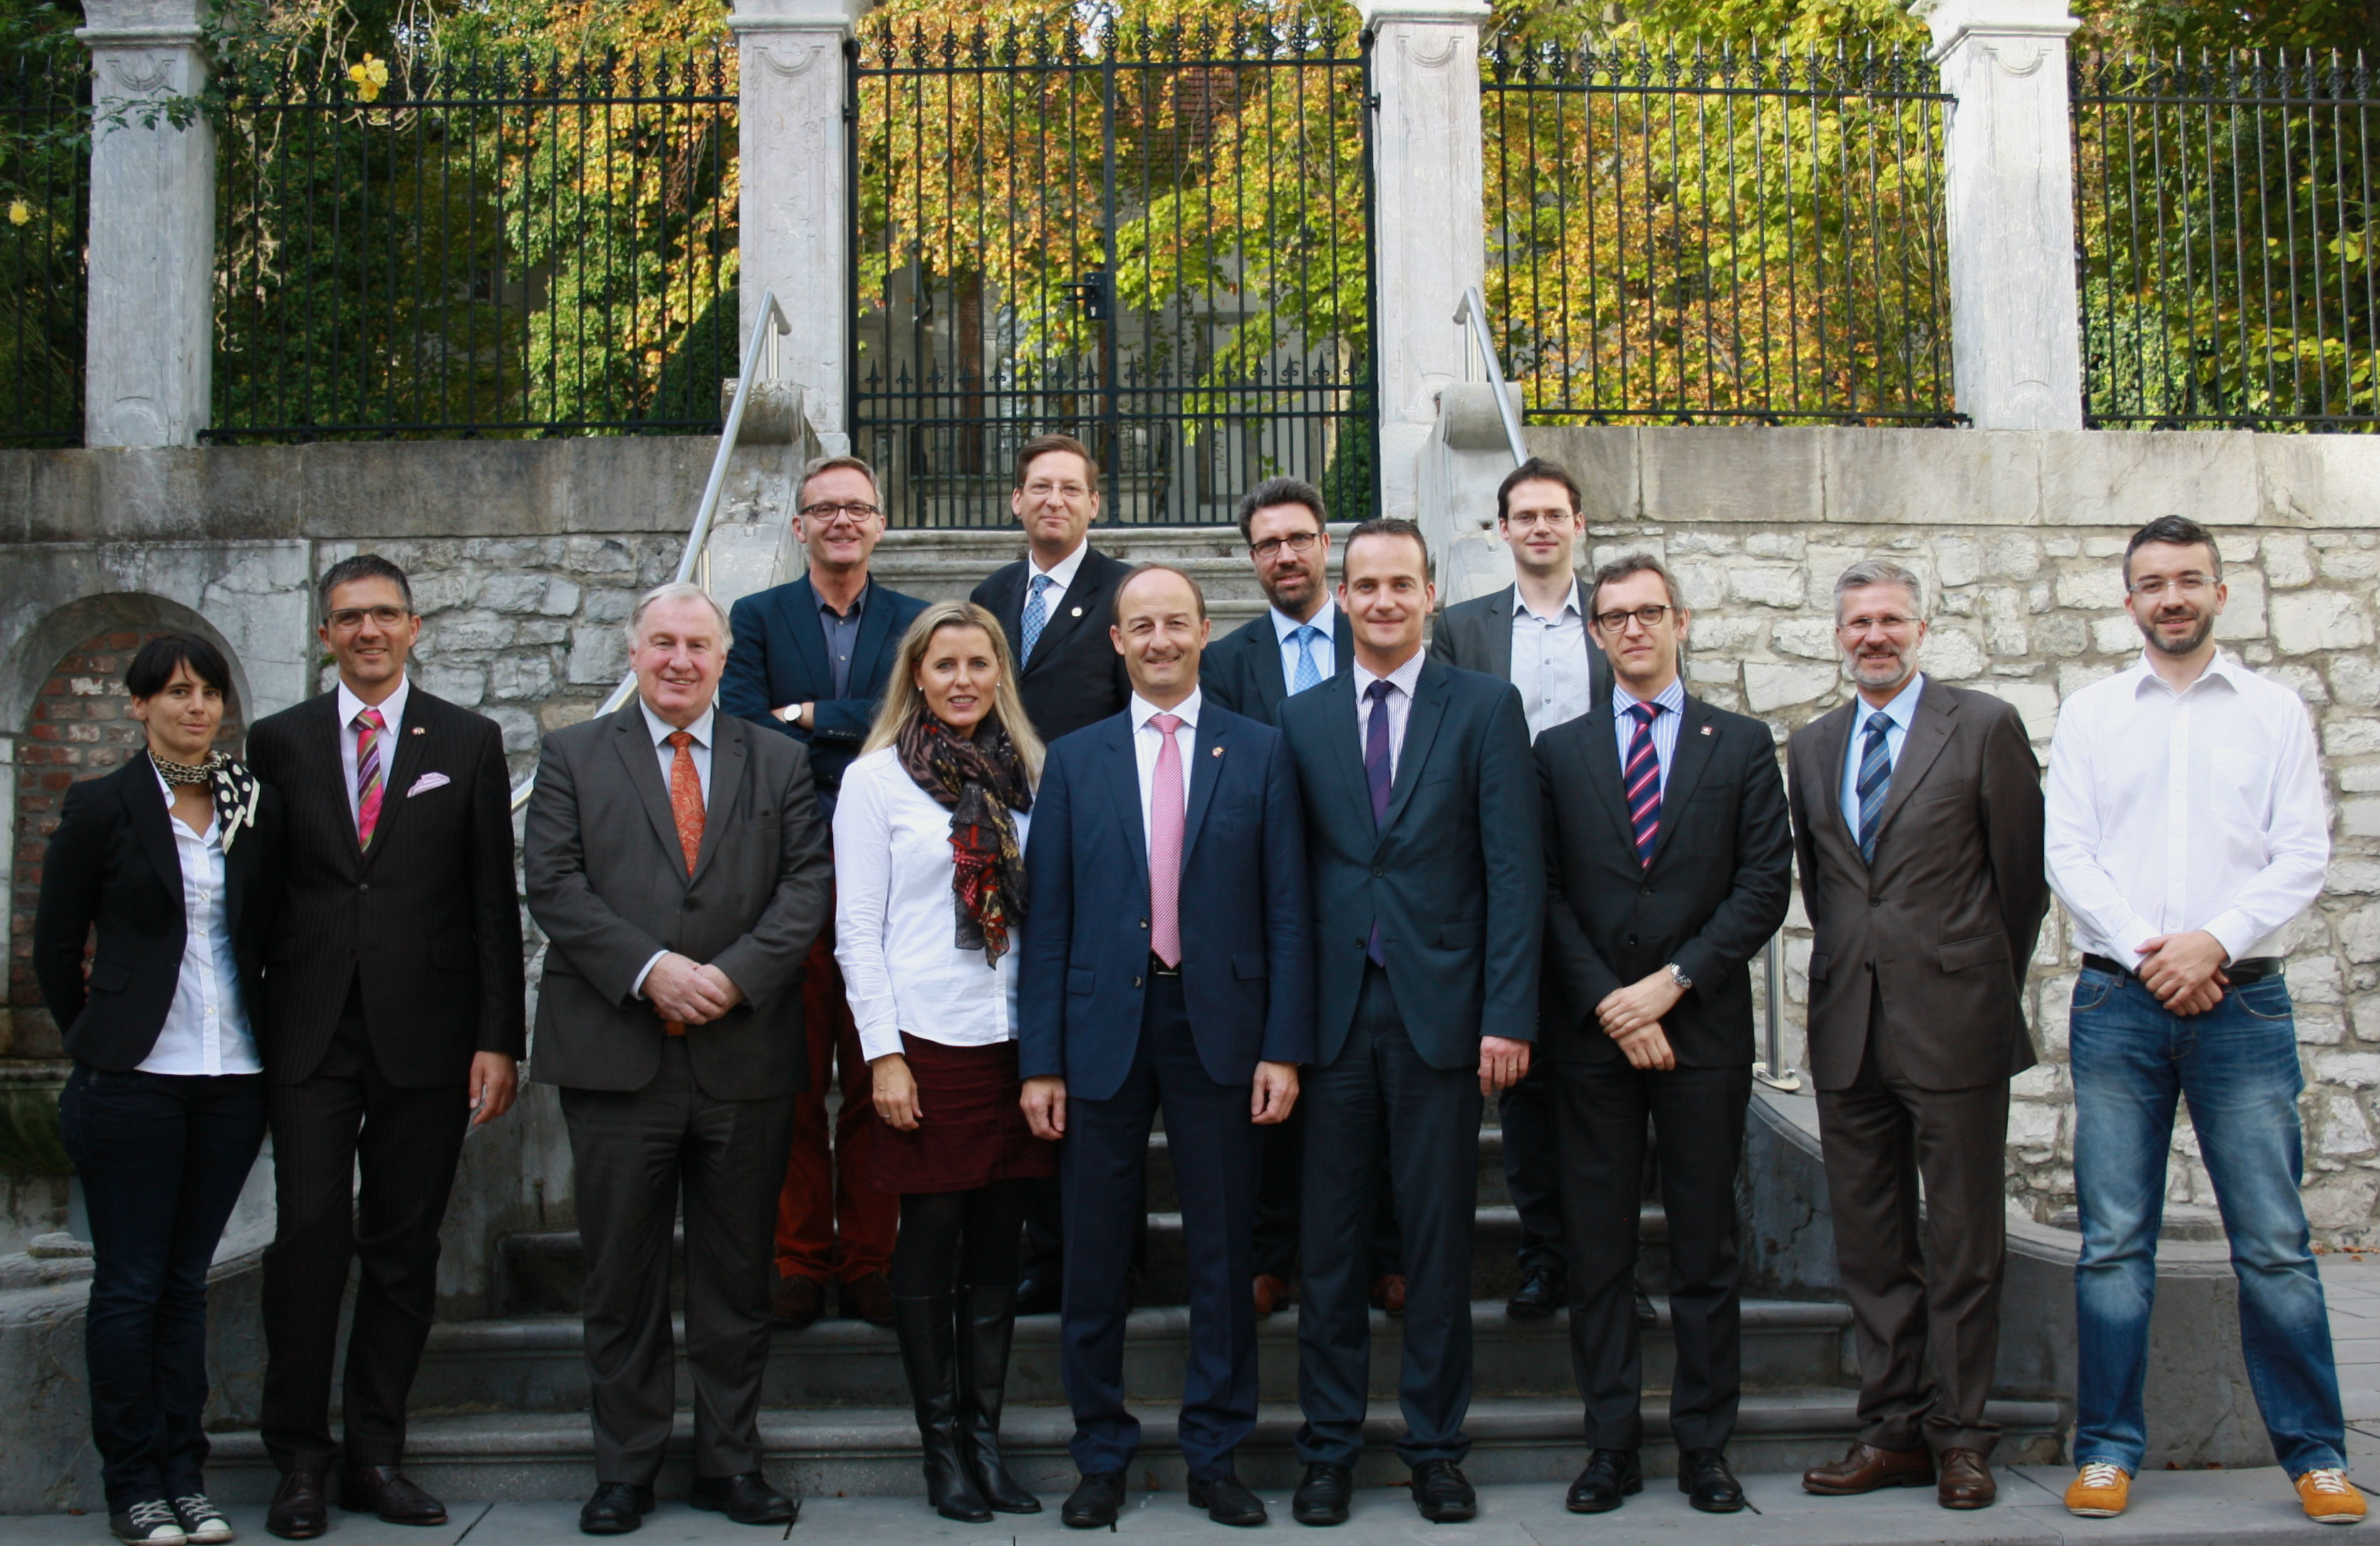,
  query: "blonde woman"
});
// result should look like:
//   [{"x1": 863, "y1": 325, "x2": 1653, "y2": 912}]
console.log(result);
[{"x1": 833, "y1": 600, "x2": 1052, "y2": 1522}]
